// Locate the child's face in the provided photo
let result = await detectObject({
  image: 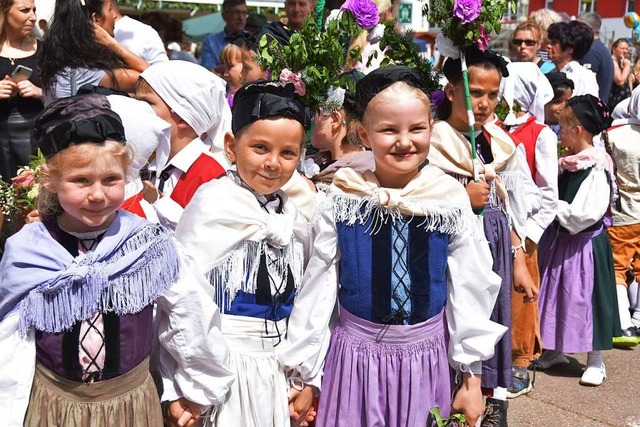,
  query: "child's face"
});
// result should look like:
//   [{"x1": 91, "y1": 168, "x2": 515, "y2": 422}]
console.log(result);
[
  {"x1": 49, "y1": 145, "x2": 126, "y2": 233},
  {"x1": 558, "y1": 109, "x2": 579, "y2": 150},
  {"x1": 223, "y1": 61, "x2": 243, "y2": 90},
  {"x1": 445, "y1": 67, "x2": 501, "y2": 131},
  {"x1": 311, "y1": 109, "x2": 343, "y2": 152},
  {"x1": 359, "y1": 90, "x2": 431, "y2": 188},
  {"x1": 544, "y1": 88, "x2": 572, "y2": 125},
  {"x1": 241, "y1": 49, "x2": 266, "y2": 84},
  {"x1": 225, "y1": 117, "x2": 304, "y2": 196}
]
